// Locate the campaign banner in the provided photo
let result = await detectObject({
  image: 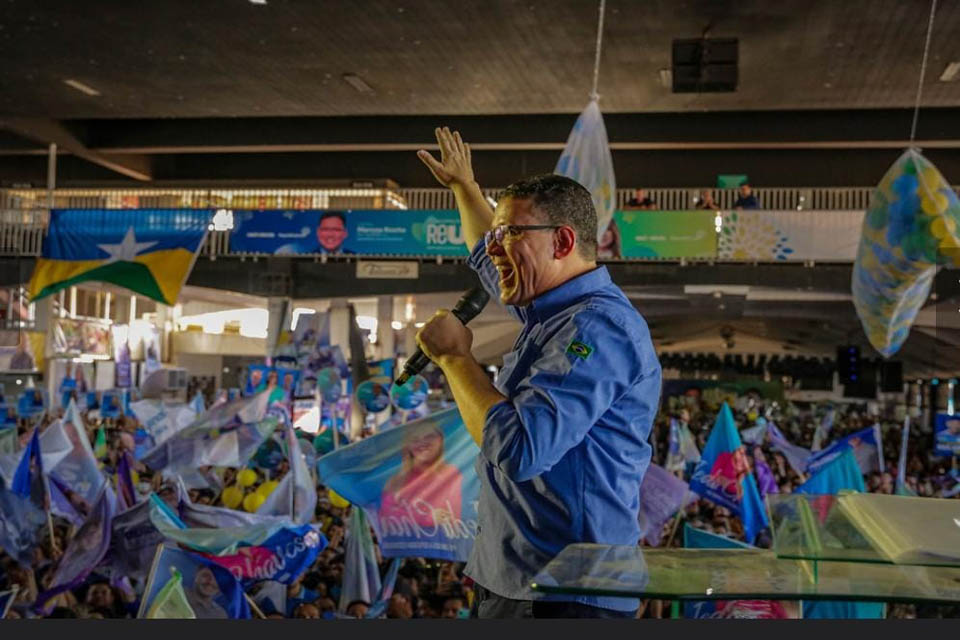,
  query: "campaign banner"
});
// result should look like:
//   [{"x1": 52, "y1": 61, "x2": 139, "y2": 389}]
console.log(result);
[
  {"x1": 230, "y1": 210, "x2": 468, "y2": 257},
  {"x1": 53, "y1": 318, "x2": 112, "y2": 357},
  {"x1": 0, "y1": 331, "x2": 43, "y2": 372},
  {"x1": 718, "y1": 209, "x2": 864, "y2": 262},
  {"x1": 317, "y1": 408, "x2": 480, "y2": 561},
  {"x1": 603, "y1": 210, "x2": 717, "y2": 259},
  {"x1": 934, "y1": 413, "x2": 960, "y2": 457},
  {"x1": 346, "y1": 209, "x2": 466, "y2": 256}
]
